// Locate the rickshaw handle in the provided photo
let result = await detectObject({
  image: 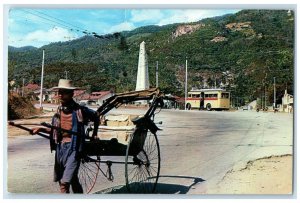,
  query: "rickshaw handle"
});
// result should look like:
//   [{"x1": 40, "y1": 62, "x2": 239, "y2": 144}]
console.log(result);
[{"x1": 8, "y1": 121, "x2": 50, "y2": 140}]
